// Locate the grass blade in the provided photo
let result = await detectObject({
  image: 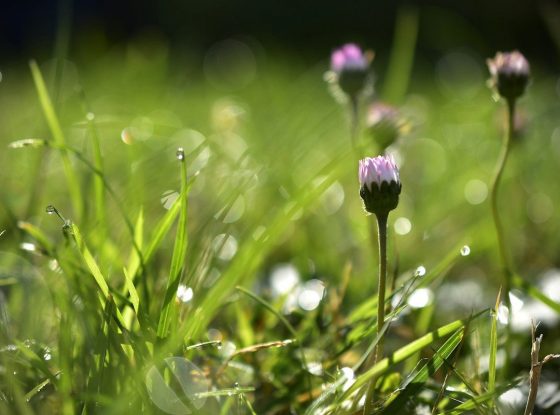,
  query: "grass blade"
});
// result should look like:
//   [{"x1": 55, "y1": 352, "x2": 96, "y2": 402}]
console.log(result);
[
  {"x1": 488, "y1": 287, "x2": 501, "y2": 396},
  {"x1": 157, "y1": 151, "x2": 189, "y2": 339},
  {"x1": 382, "y1": 328, "x2": 465, "y2": 413},
  {"x1": 29, "y1": 60, "x2": 83, "y2": 220},
  {"x1": 71, "y1": 222, "x2": 125, "y2": 327},
  {"x1": 513, "y1": 273, "x2": 560, "y2": 314},
  {"x1": 340, "y1": 311, "x2": 486, "y2": 401},
  {"x1": 71, "y1": 223, "x2": 110, "y2": 298}
]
